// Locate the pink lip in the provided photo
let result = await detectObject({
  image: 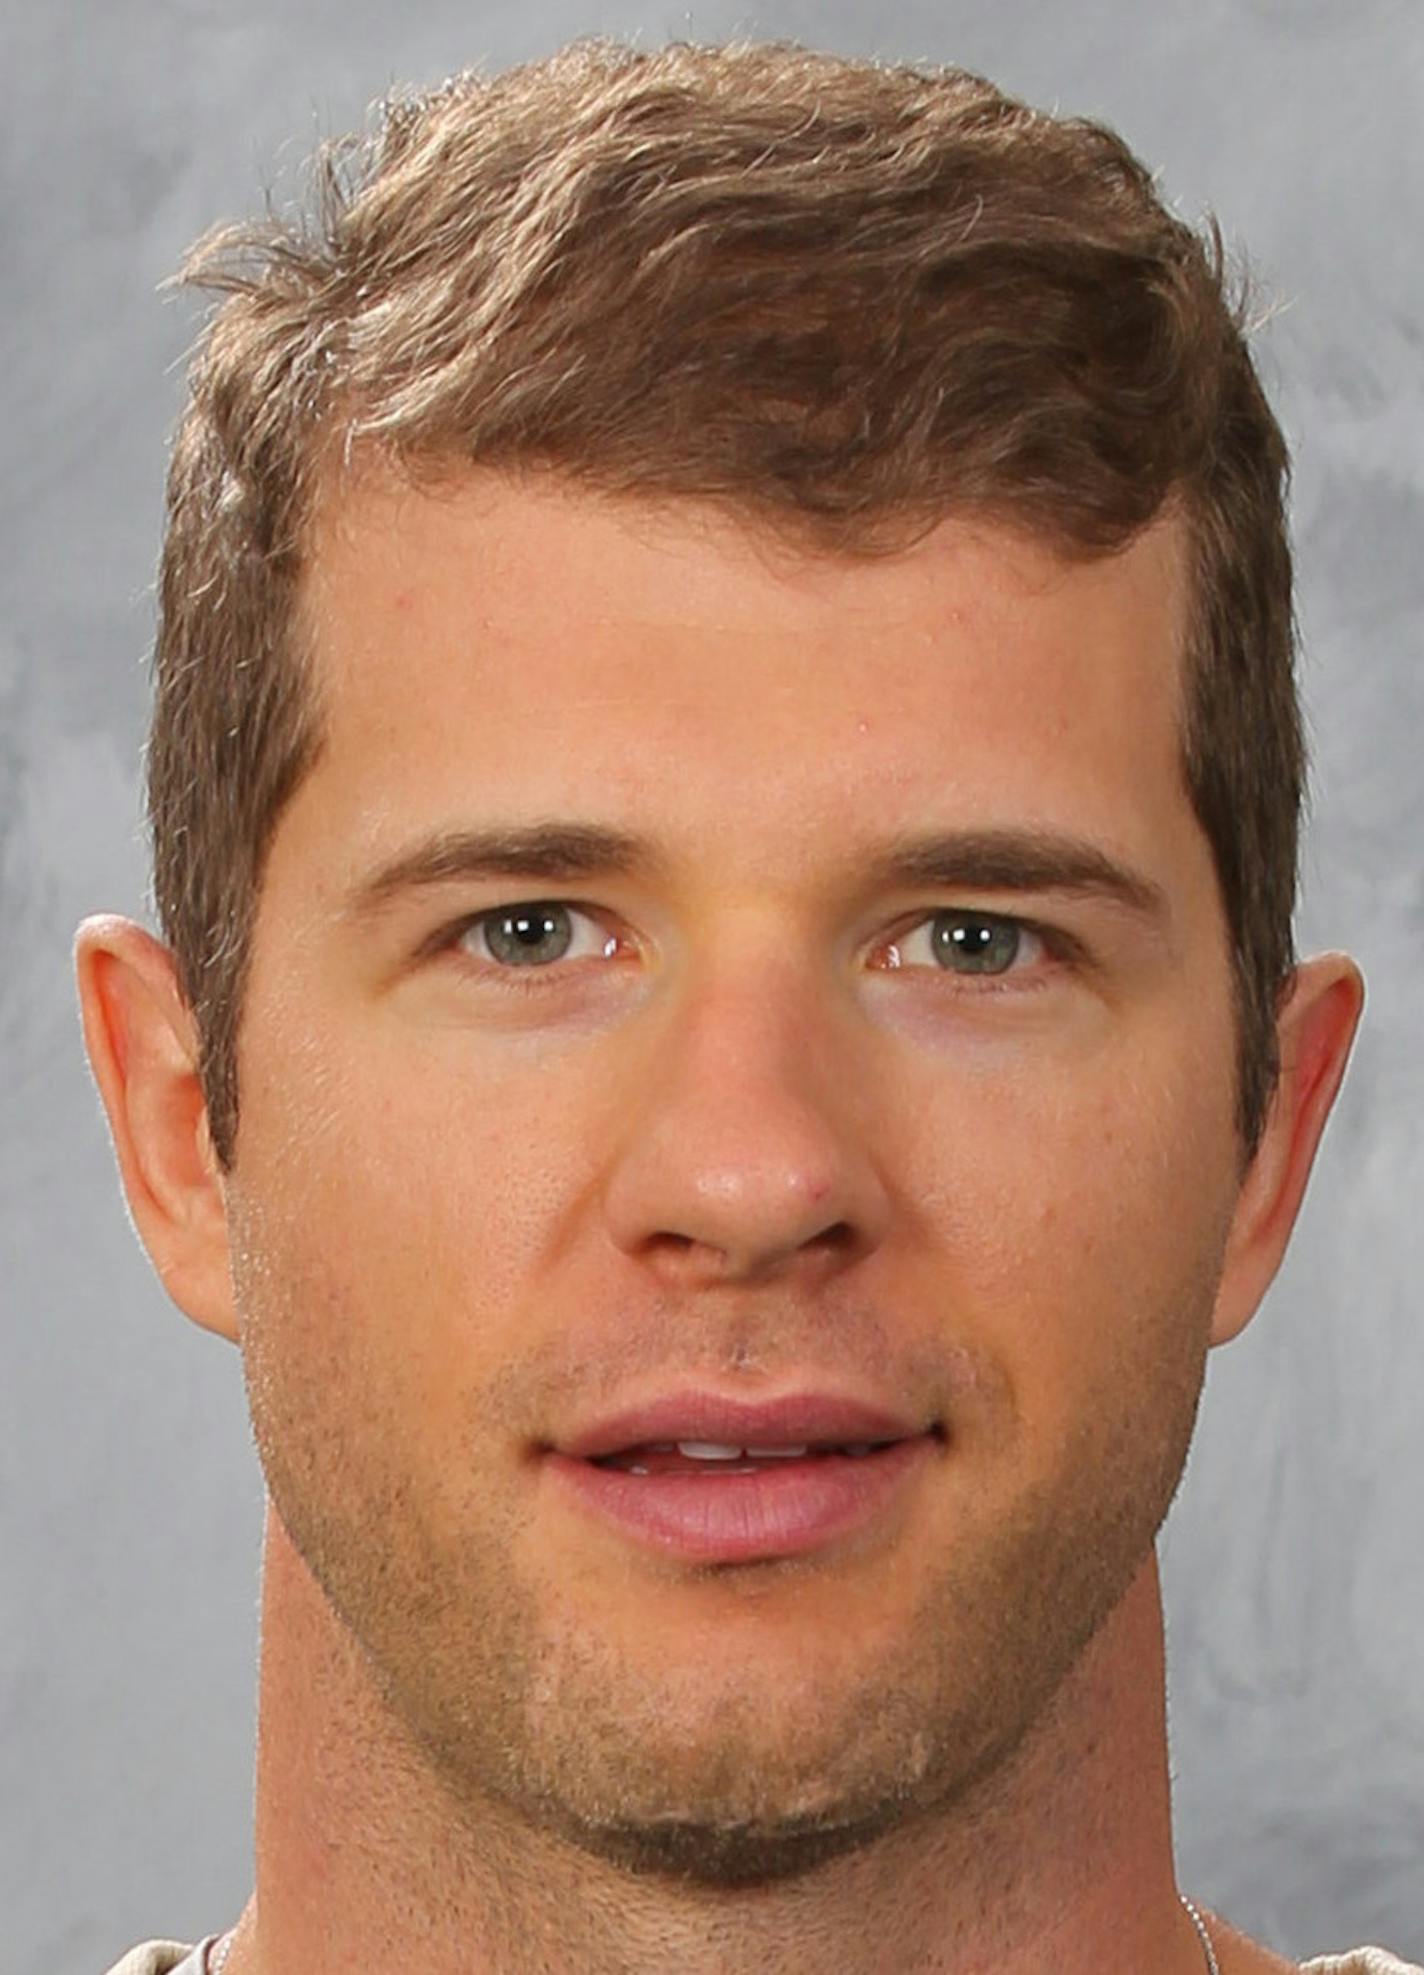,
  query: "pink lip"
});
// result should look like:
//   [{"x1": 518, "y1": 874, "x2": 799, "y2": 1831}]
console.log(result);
[
  {"x1": 543, "y1": 1435, "x2": 940, "y2": 1564},
  {"x1": 554, "y1": 1388, "x2": 933, "y2": 1462}
]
